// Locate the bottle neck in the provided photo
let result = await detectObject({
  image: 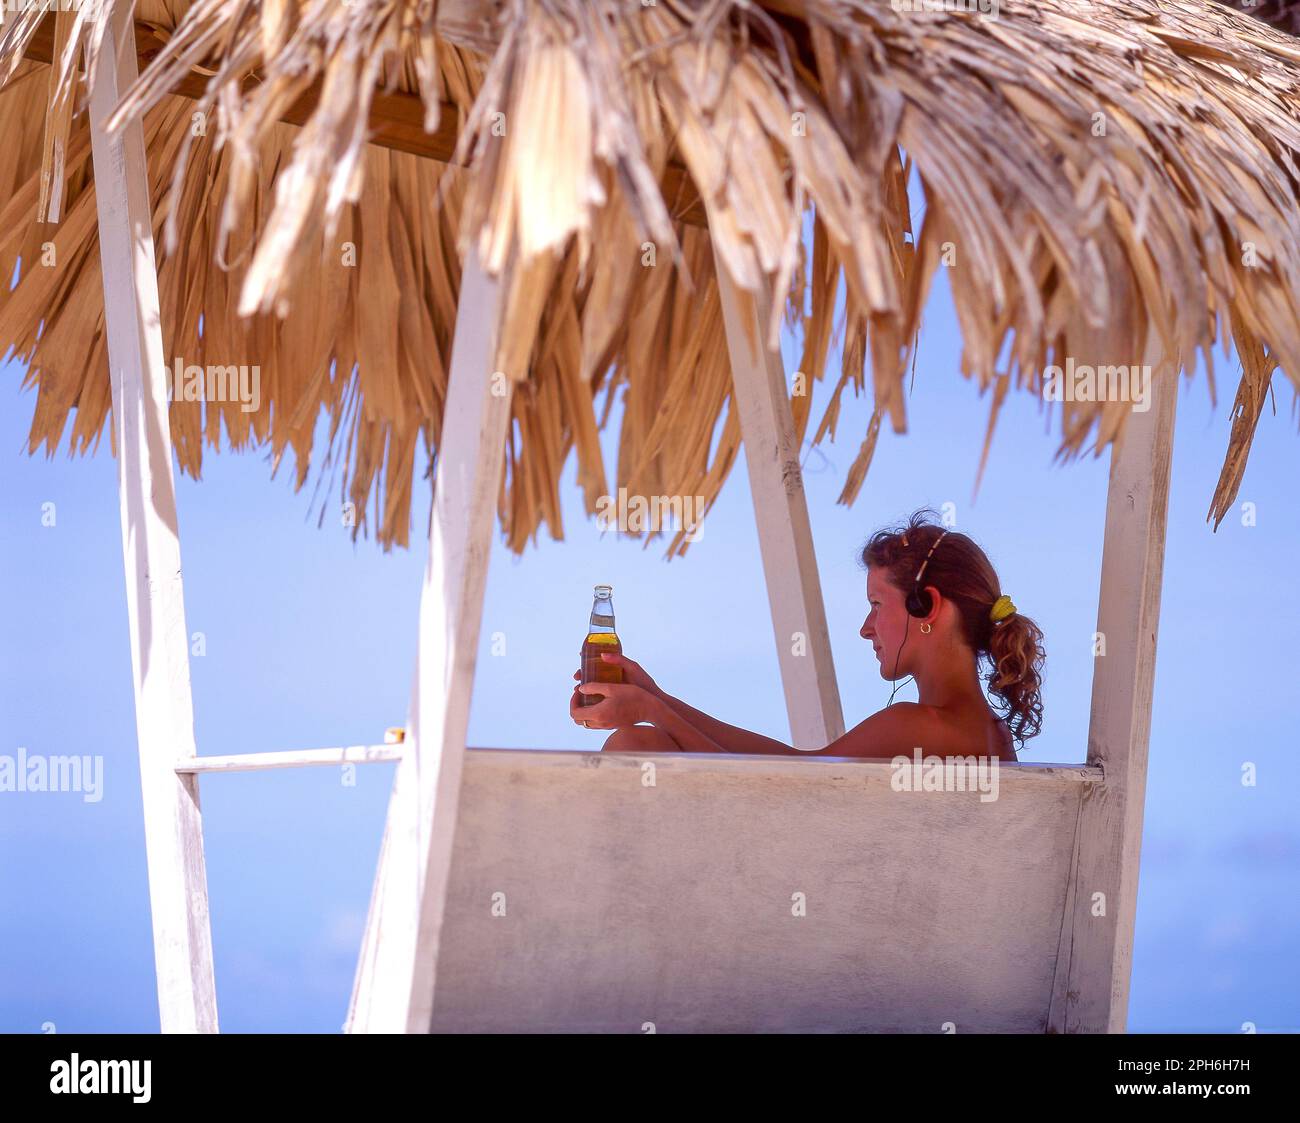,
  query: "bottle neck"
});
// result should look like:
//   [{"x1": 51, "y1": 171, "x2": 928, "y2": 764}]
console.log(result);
[{"x1": 589, "y1": 596, "x2": 616, "y2": 634}]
